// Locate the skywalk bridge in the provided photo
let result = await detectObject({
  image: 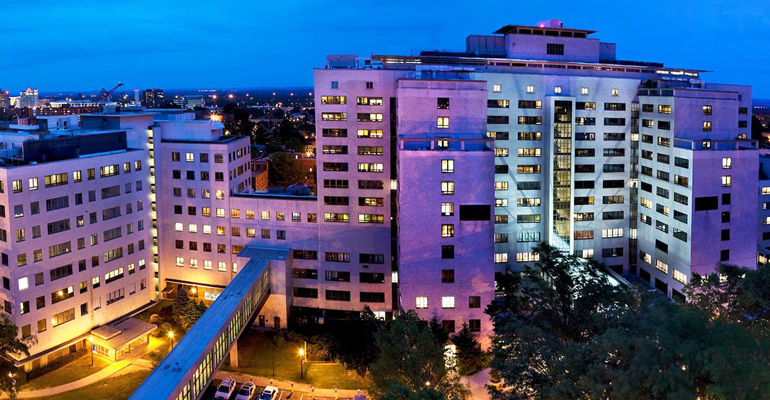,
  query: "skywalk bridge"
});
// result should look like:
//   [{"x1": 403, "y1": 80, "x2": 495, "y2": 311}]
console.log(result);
[{"x1": 129, "y1": 246, "x2": 289, "y2": 400}]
